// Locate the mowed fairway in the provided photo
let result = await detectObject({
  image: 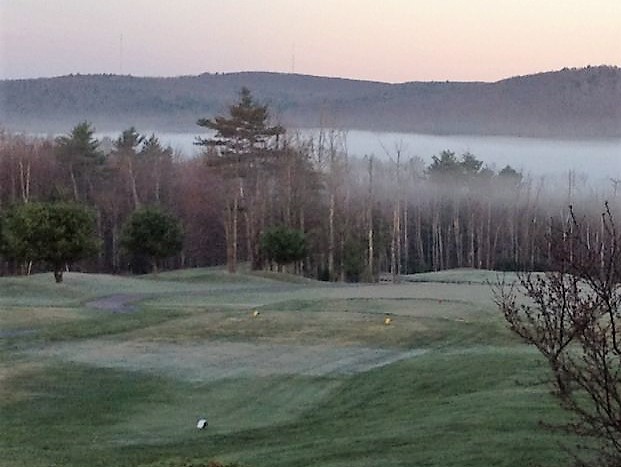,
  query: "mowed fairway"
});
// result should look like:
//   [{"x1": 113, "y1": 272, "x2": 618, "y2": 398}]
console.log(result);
[{"x1": 0, "y1": 268, "x2": 574, "y2": 466}]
